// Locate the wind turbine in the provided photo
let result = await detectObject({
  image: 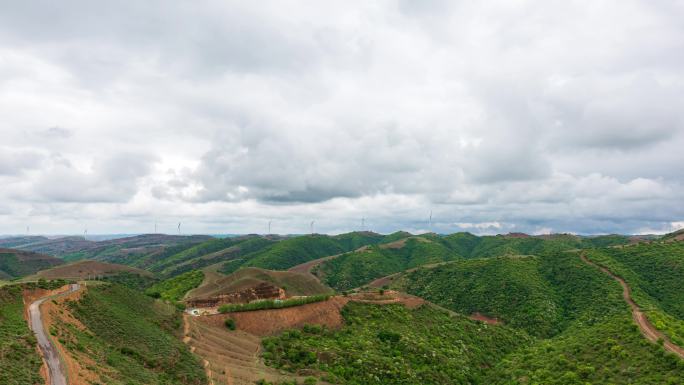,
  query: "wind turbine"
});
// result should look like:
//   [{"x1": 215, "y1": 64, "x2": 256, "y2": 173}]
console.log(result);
[
  {"x1": 268, "y1": 220, "x2": 272, "y2": 235},
  {"x1": 154, "y1": 221, "x2": 157, "y2": 234},
  {"x1": 361, "y1": 217, "x2": 365, "y2": 231},
  {"x1": 310, "y1": 221, "x2": 315, "y2": 235},
  {"x1": 178, "y1": 222, "x2": 181, "y2": 235},
  {"x1": 84, "y1": 228, "x2": 88, "y2": 240},
  {"x1": 26, "y1": 226, "x2": 30, "y2": 235},
  {"x1": 429, "y1": 210, "x2": 433, "y2": 231}
]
